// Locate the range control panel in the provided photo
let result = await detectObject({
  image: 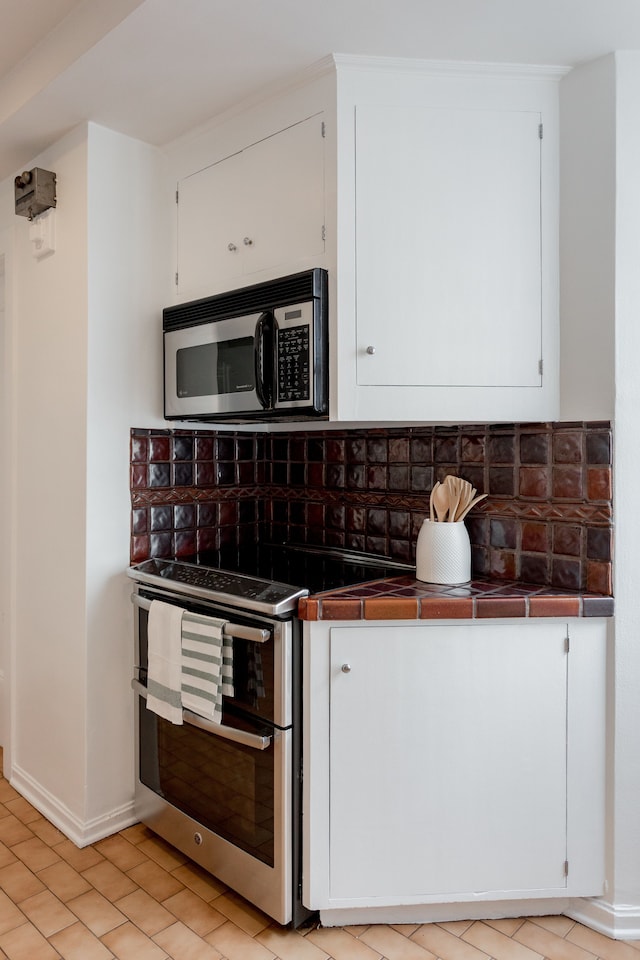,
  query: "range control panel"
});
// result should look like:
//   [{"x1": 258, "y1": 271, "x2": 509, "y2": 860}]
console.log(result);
[{"x1": 274, "y1": 302, "x2": 314, "y2": 407}]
